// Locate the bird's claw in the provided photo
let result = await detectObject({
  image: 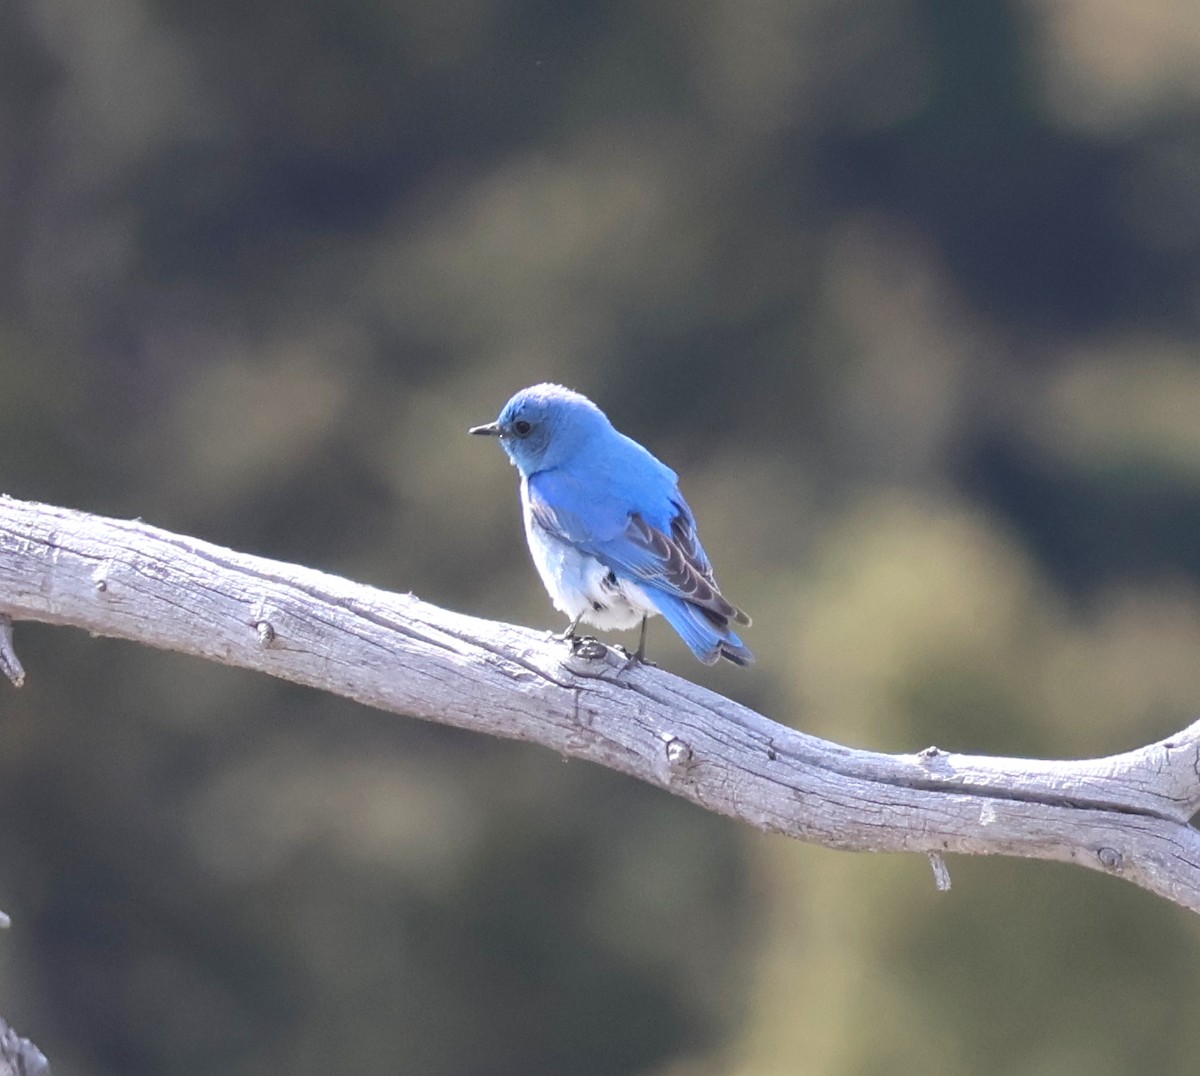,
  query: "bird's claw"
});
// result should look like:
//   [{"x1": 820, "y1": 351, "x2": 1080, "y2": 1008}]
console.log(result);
[{"x1": 617, "y1": 646, "x2": 657, "y2": 671}]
